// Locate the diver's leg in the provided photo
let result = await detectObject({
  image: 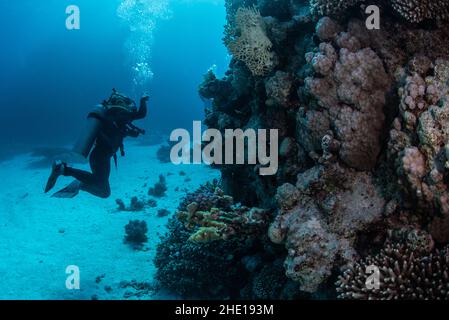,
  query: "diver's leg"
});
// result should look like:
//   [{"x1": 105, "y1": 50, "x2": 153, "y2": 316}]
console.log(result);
[
  {"x1": 78, "y1": 147, "x2": 112, "y2": 198},
  {"x1": 61, "y1": 147, "x2": 111, "y2": 198},
  {"x1": 63, "y1": 167, "x2": 96, "y2": 185}
]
